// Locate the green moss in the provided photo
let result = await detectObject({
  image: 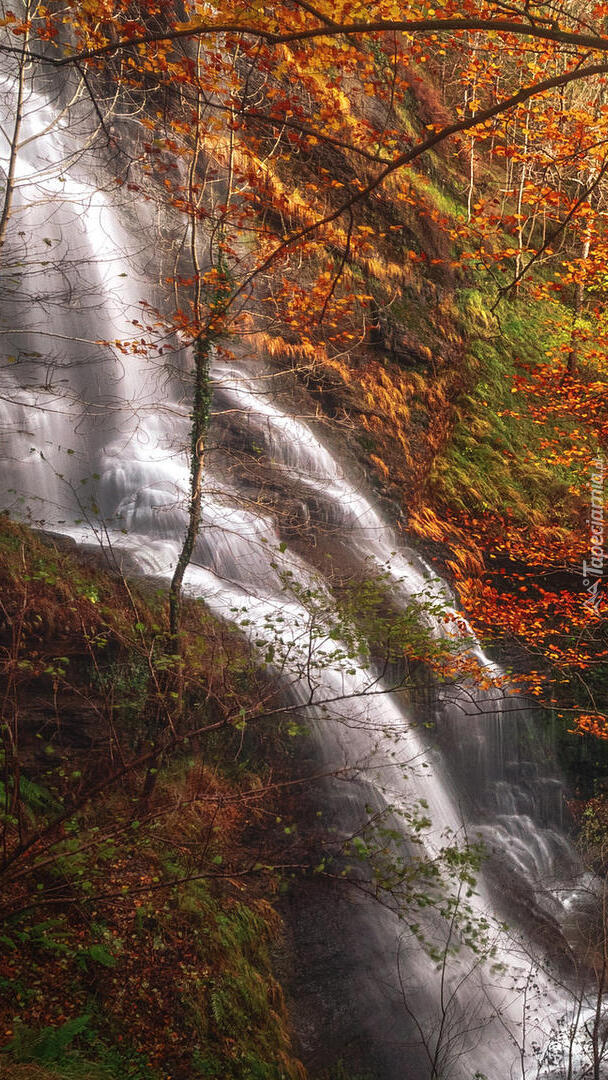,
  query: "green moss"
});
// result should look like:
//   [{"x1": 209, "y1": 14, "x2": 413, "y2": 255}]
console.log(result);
[
  {"x1": 408, "y1": 168, "x2": 466, "y2": 221},
  {"x1": 430, "y1": 293, "x2": 587, "y2": 520},
  {"x1": 157, "y1": 878, "x2": 301, "y2": 1080}
]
